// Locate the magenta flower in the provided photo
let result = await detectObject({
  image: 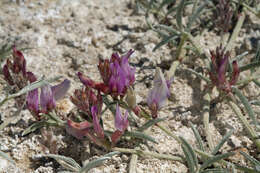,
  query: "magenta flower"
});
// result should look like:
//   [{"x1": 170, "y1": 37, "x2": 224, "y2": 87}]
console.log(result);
[
  {"x1": 26, "y1": 79, "x2": 70, "y2": 118},
  {"x1": 111, "y1": 104, "x2": 129, "y2": 145},
  {"x1": 79, "y1": 50, "x2": 135, "y2": 97},
  {"x1": 109, "y1": 61, "x2": 127, "y2": 96},
  {"x1": 147, "y1": 68, "x2": 172, "y2": 118},
  {"x1": 209, "y1": 46, "x2": 240, "y2": 92}
]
